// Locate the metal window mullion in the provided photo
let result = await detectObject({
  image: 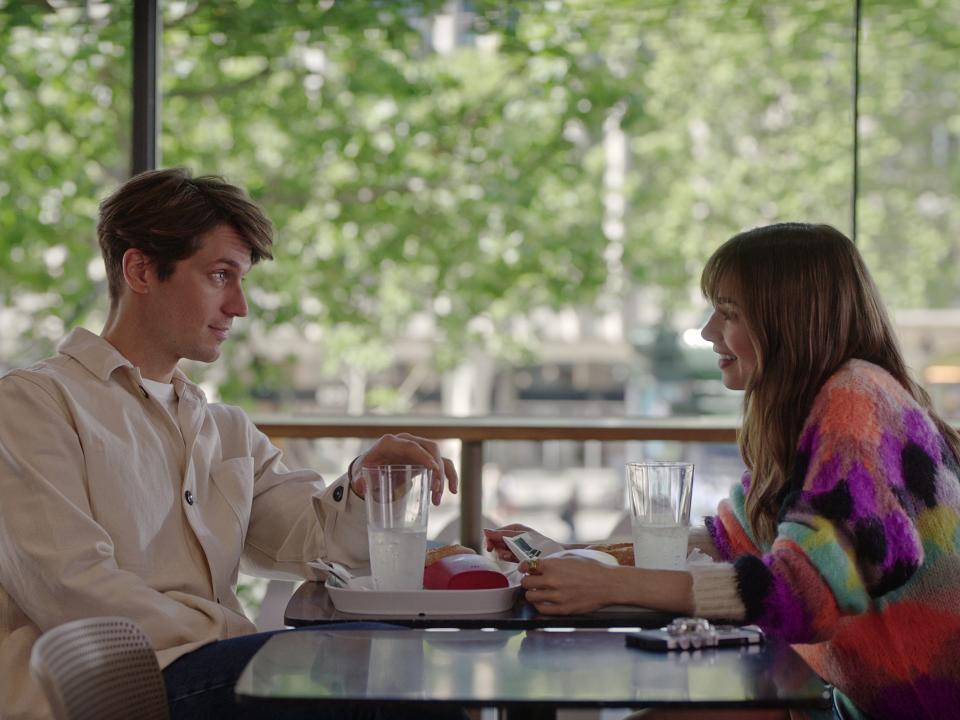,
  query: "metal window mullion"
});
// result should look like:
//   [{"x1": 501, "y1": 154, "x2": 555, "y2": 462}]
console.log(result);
[
  {"x1": 851, "y1": 0, "x2": 862, "y2": 242},
  {"x1": 132, "y1": 0, "x2": 160, "y2": 176}
]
